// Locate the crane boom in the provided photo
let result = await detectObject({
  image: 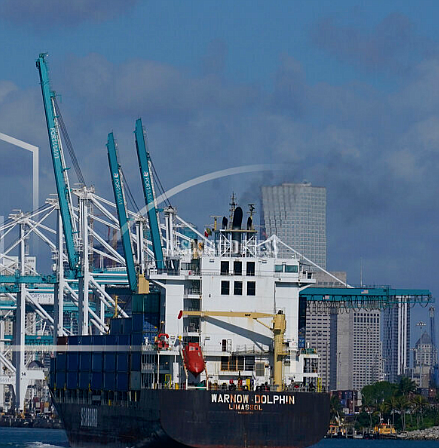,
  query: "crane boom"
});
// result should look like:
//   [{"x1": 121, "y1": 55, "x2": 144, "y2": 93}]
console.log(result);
[
  {"x1": 106, "y1": 132, "x2": 137, "y2": 292},
  {"x1": 134, "y1": 118, "x2": 164, "y2": 270},
  {"x1": 36, "y1": 53, "x2": 78, "y2": 273}
]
